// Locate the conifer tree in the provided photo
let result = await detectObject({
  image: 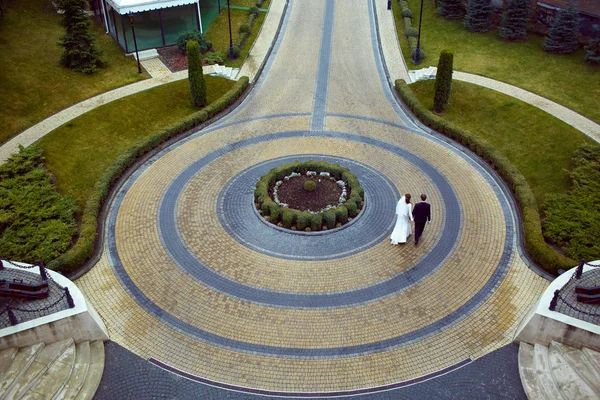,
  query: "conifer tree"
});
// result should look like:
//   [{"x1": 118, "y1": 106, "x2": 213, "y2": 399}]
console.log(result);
[
  {"x1": 187, "y1": 40, "x2": 206, "y2": 107},
  {"x1": 499, "y1": 0, "x2": 531, "y2": 40},
  {"x1": 433, "y1": 50, "x2": 454, "y2": 113},
  {"x1": 584, "y1": 26, "x2": 600, "y2": 64},
  {"x1": 57, "y1": 0, "x2": 103, "y2": 73},
  {"x1": 464, "y1": 0, "x2": 493, "y2": 32},
  {"x1": 543, "y1": 4, "x2": 580, "y2": 54},
  {"x1": 438, "y1": 0, "x2": 465, "y2": 20}
]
